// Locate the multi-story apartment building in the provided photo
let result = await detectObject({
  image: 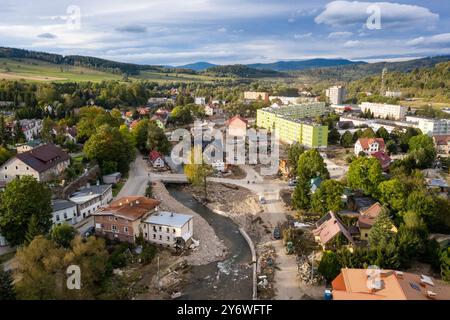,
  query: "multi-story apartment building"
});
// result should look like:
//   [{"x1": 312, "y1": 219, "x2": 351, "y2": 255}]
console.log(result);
[
  {"x1": 69, "y1": 184, "x2": 113, "y2": 220},
  {"x1": 326, "y1": 86, "x2": 346, "y2": 105},
  {"x1": 256, "y1": 103, "x2": 328, "y2": 148},
  {"x1": 0, "y1": 143, "x2": 70, "y2": 183},
  {"x1": 416, "y1": 118, "x2": 450, "y2": 136},
  {"x1": 360, "y1": 102, "x2": 407, "y2": 120},
  {"x1": 244, "y1": 91, "x2": 270, "y2": 102},
  {"x1": 94, "y1": 196, "x2": 161, "y2": 243},
  {"x1": 141, "y1": 211, "x2": 194, "y2": 248}
]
